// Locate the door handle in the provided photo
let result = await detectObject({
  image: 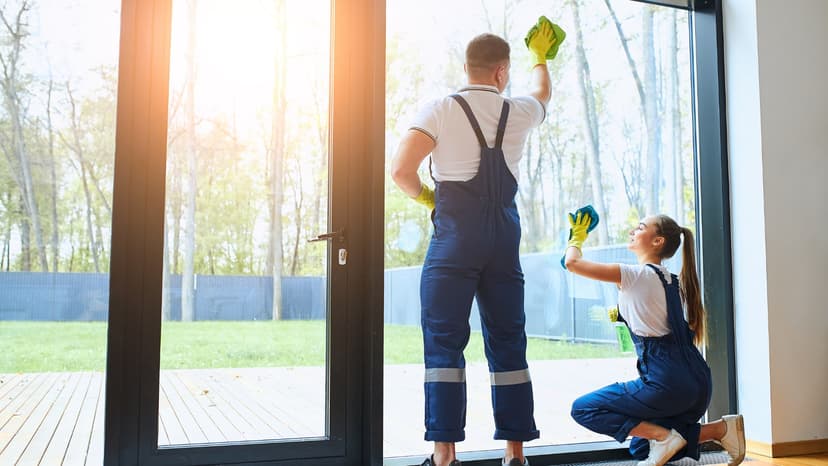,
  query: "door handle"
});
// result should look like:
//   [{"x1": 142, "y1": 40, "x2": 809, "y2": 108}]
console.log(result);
[{"x1": 308, "y1": 227, "x2": 345, "y2": 243}]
